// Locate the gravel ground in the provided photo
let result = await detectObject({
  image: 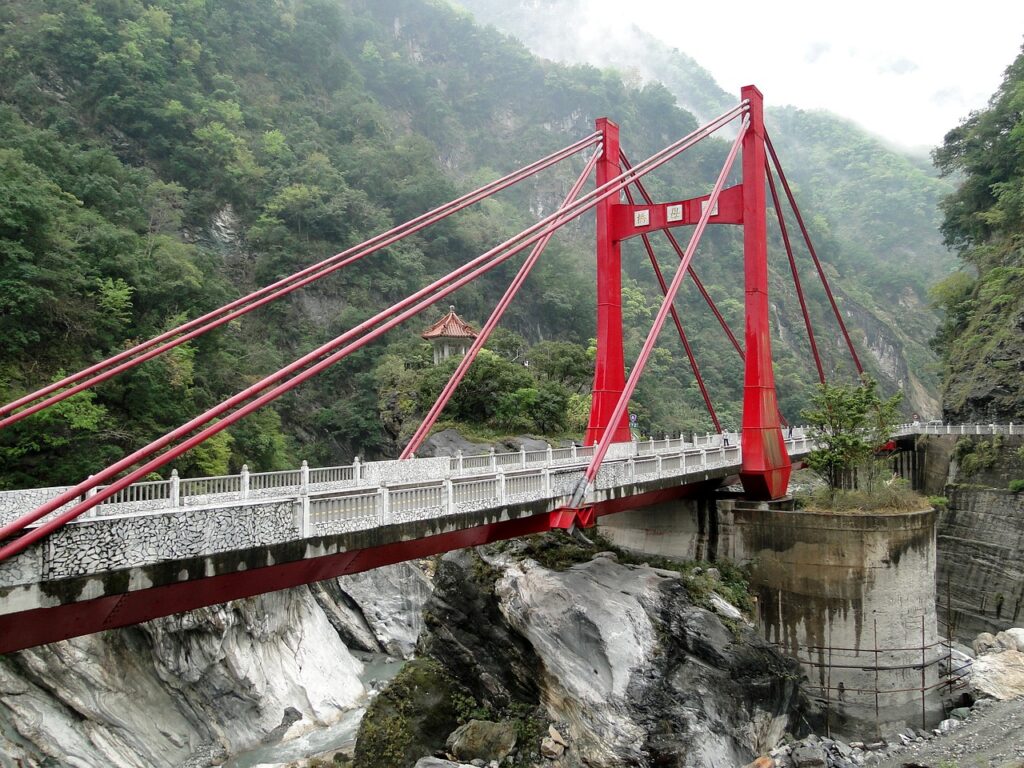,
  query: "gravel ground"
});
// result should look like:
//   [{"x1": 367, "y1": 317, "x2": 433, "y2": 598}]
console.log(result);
[{"x1": 867, "y1": 698, "x2": 1024, "y2": 768}]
